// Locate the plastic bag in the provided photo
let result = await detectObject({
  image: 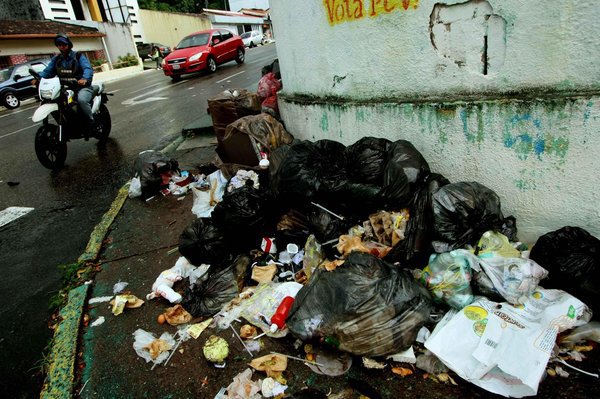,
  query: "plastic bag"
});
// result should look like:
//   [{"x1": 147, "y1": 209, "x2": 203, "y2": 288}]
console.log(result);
[
  {"x1": 181, "y1": 255, "x2": 250, "y2": 317},
  {"x1": 529, "y1": 226, "x2": 600, "y2": 311},
  {"x1": 418, "y1": 249, "x2": 476, "y2": 309},
  {"x1": 132, "y1": 329, "x2": 176, "y2": 364},
  {"x1": 191, "y1": 170, "x2": 227, "y2": 218},
  {"x1": 381, "y1": 140, "x2": 430, "y2": 209},
  {"x1": 425, "y1": 288, "x2": 592, "y2": 398},
  {"x1": 132, "y1": 150, "x2": 179, "y2": 199},
  {"x1": 178, "y1": 218, "x2": 229, "y2": 268},
  {"x1": 432, "y1": 182, "x2": 513, "y2": 250},
  {"x1": 385, "y1": 173, "x2": 449, "y2": 267},
  {"x1": 287, "y1": 252, "x2": 433, "y2": 357},
  {"x1": 211, "y1": 185, "x2": 270, "y2": 251},
  {"x1": 344, "y1": 137, "x2": 391, "y2": 184}
]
